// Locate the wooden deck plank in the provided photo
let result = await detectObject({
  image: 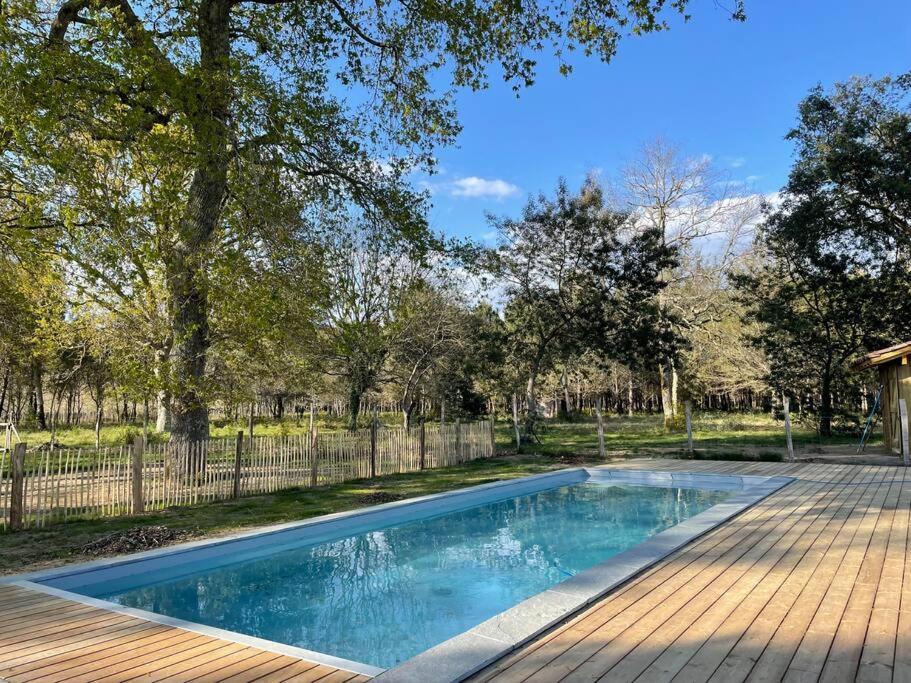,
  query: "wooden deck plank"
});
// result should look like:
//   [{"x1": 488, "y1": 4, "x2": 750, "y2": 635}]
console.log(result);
[
  {"x1": 469, "y1": 459, "x2": 911, "y2": 683},
  {"x1": 479, "y1": 465, "x2": 835, "y2": 682},
  {"x1": 185, "y1": 651, "x2": 296, "y2": 683},
  {"x1": 817, "y1": 469, "x2": 905, "y2": 683},
  {"x1": 5, "y1": 459, "x2": 910, "y2": 683},
  {"x1": 0, "y1": 588, "x2": 359, "y2": 683},
  {"x1": 474, "y1": 474, "x2": 817, "y2": 682},
  {"x1": 700, "y1": 468, "x2": 895, "y2": 683},
  {"x1": 555, "y1": 465, "x2": 862, "y2": 682},
  {"x1": 609, "y1": 464, "x2": 874, "y2": 682},
  {"x1": 737, "y1": 468, "x2": 891, "y2": 682},
  {"x1": 242, "y1": 659, "x2": 322, "y2": 683},
  {"x1": 283, "y1": 663, "x2": 359, "y2": 682}
]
